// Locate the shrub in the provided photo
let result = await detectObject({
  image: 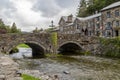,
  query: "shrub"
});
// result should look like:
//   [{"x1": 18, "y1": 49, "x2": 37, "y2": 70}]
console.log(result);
[
  {"x1": 10, "y1": 47, "x2": 19, "y2": 54},
  {"x1": 99, "y1": 37, "x2": 120, "y2": 58}
]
